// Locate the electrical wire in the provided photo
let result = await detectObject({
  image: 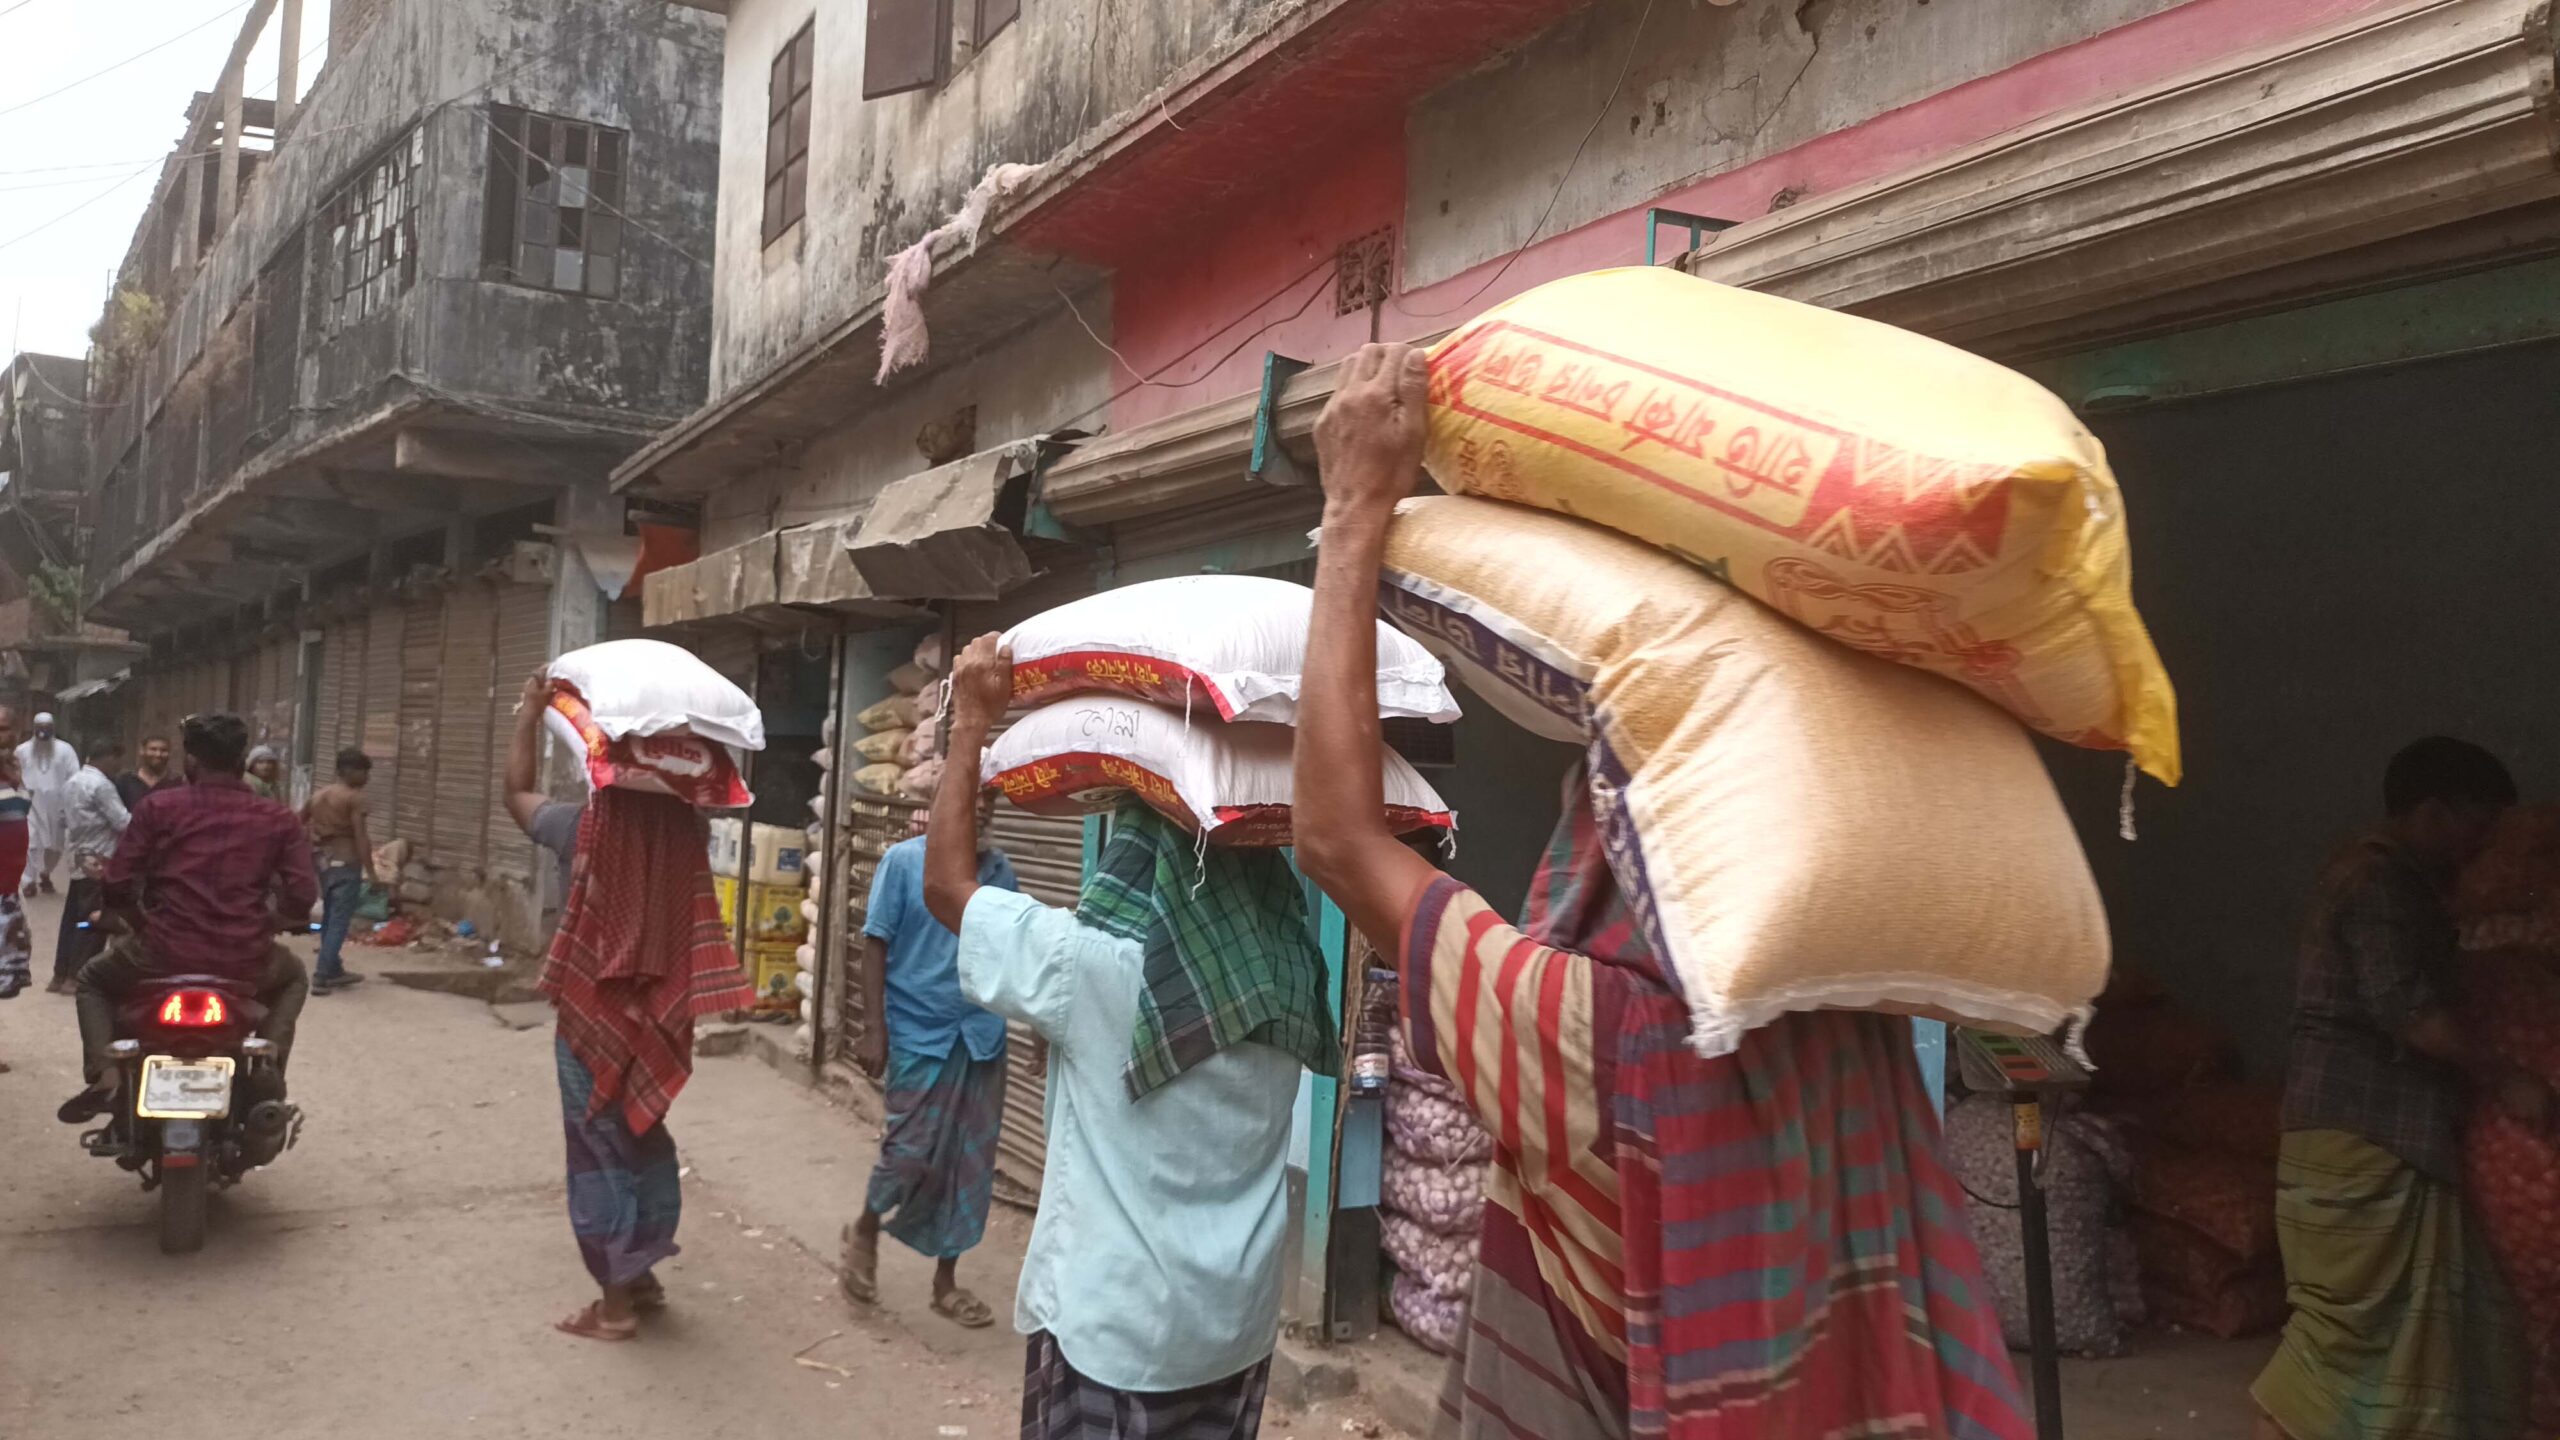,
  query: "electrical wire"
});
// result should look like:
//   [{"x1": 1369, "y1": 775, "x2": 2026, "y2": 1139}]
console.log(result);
[
  {"x1": 0, "y1": 159, "x2": 159, "y2": 250},
  {"x1": 0, "y1": 0, "x2": 47, "y2": 20},
  {"x1": 1392, "y1": 0, "x2": 1659, "y2": 321},
  {"x1": 0, "y1": 0, "x2": 256, "y2": 119}
]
